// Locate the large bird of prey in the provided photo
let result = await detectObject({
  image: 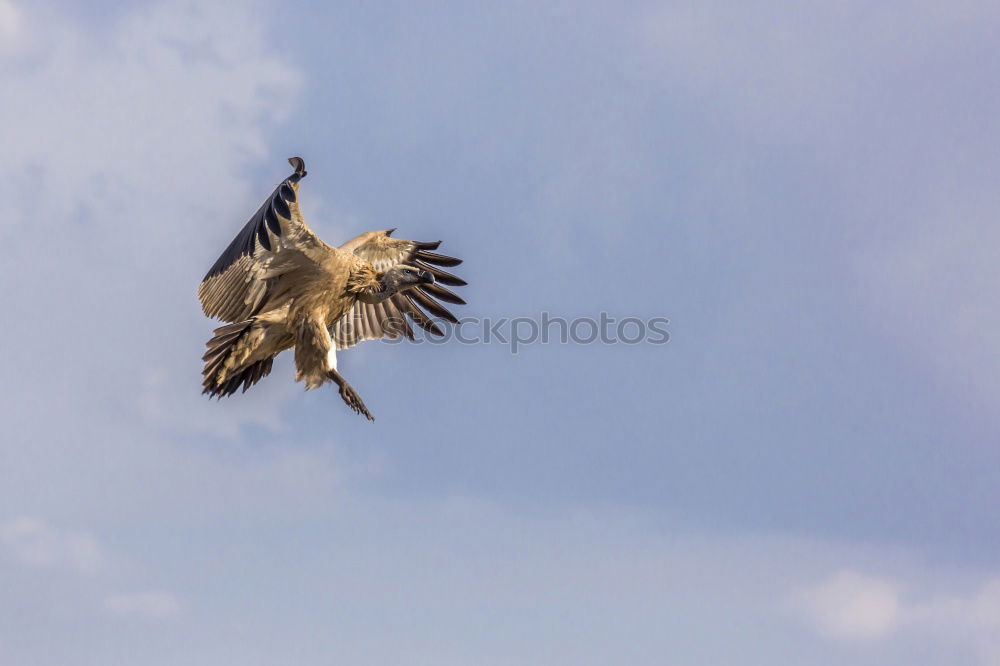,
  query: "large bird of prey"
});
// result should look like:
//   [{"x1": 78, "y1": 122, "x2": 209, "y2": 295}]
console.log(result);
[{"x1": 198, "y1": 157, "x2": 466, "y2": 421}]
